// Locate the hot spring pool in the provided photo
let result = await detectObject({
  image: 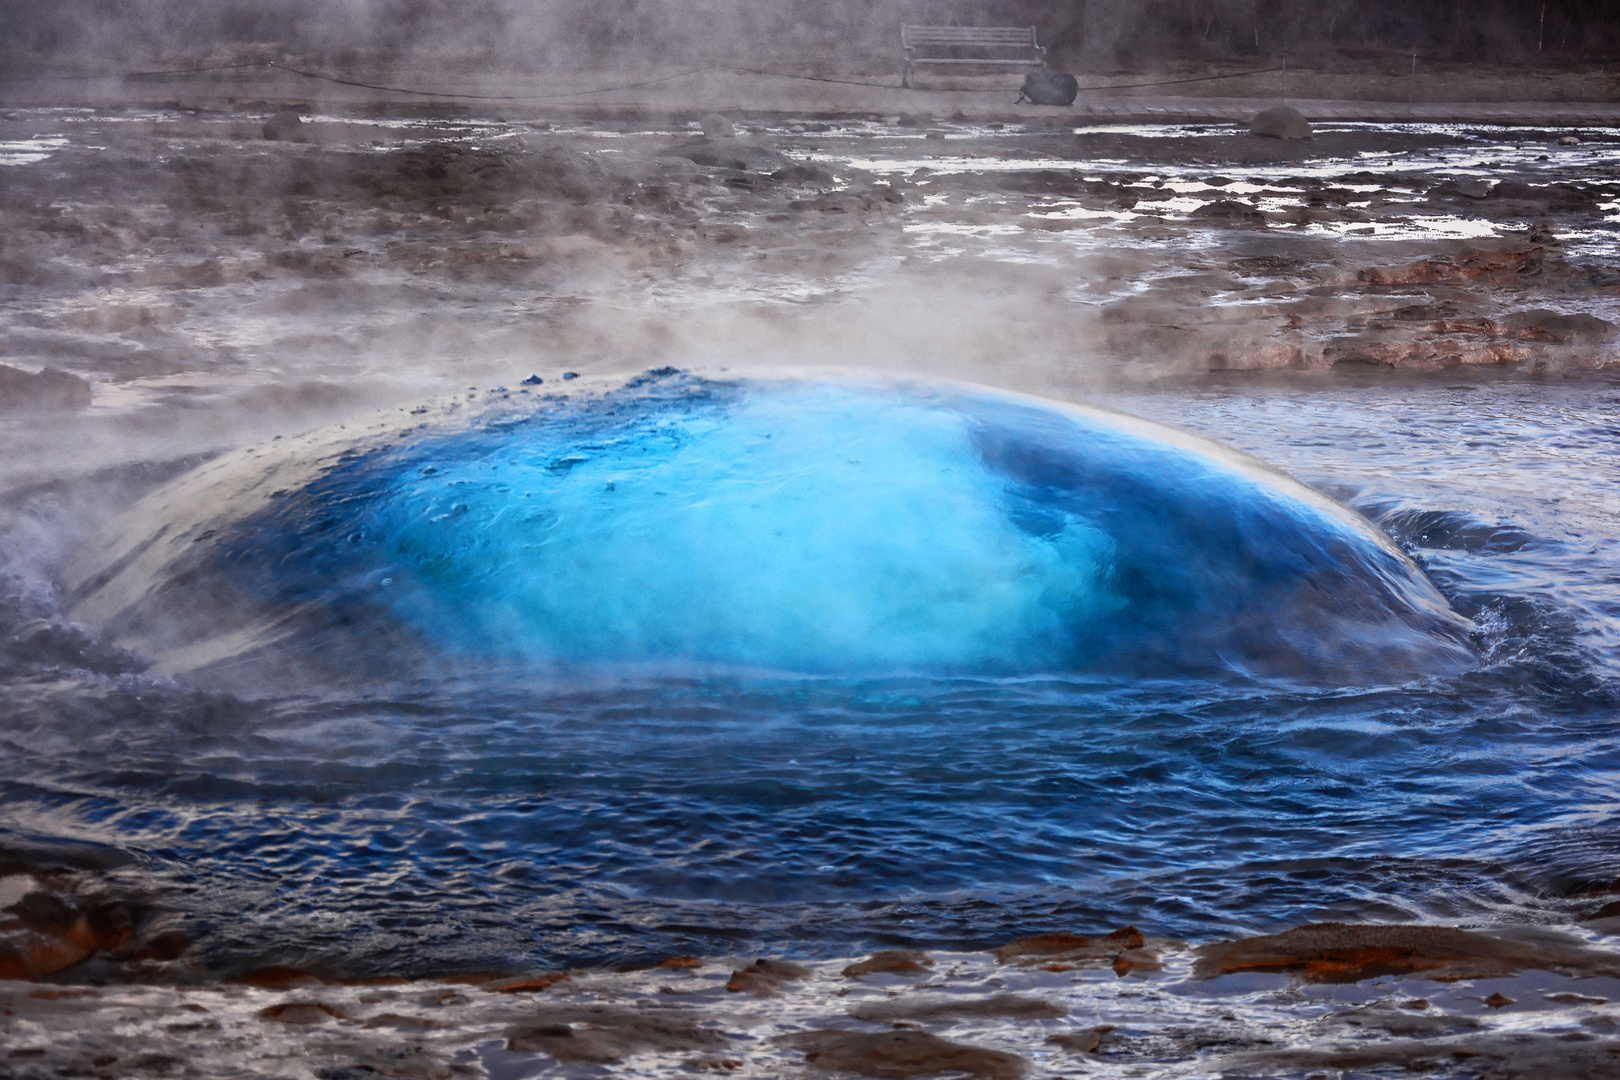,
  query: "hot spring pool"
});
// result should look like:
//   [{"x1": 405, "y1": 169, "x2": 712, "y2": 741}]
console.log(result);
[{"x1": 1, "y1": 369, "x2": 1614, "y2": 978}]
